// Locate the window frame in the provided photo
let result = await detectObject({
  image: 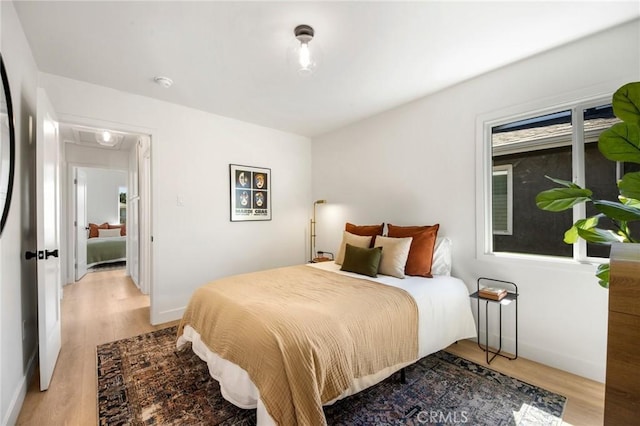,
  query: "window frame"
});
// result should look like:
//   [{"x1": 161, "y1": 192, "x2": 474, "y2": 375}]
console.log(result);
[{"x1": 476, "y1": 93, "x2": 614, "y2": 264}]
